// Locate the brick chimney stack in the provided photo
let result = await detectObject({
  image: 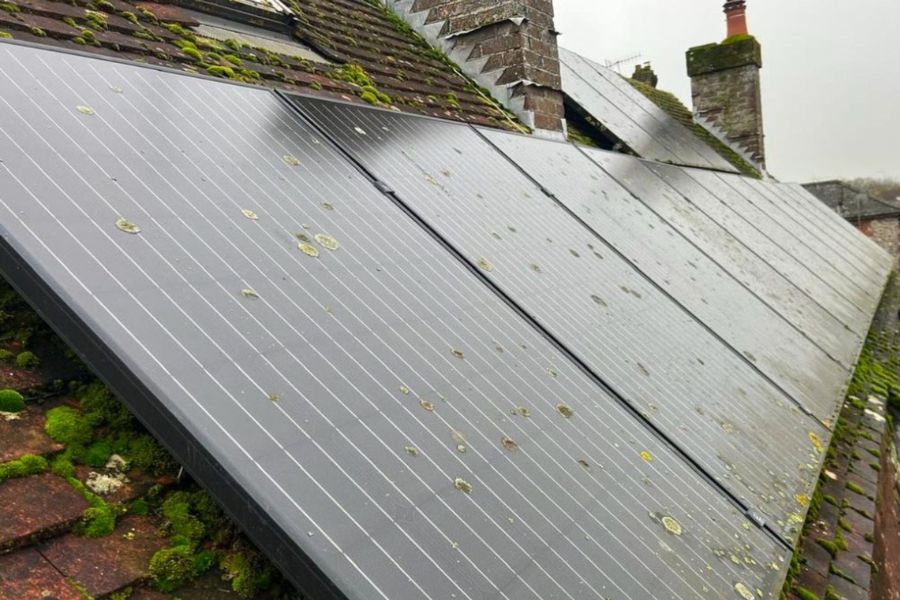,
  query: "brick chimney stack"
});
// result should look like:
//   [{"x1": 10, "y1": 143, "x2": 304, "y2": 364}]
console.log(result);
[
  {"x1": 686, "y1": 0, "x2": 766, "y2": 167},
  {"x1": 724, "y1": 0, "x2": 748, "y2": 37},
  {"x1": 385, "y1": 0, "x2": 567, "y2": 139}
]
